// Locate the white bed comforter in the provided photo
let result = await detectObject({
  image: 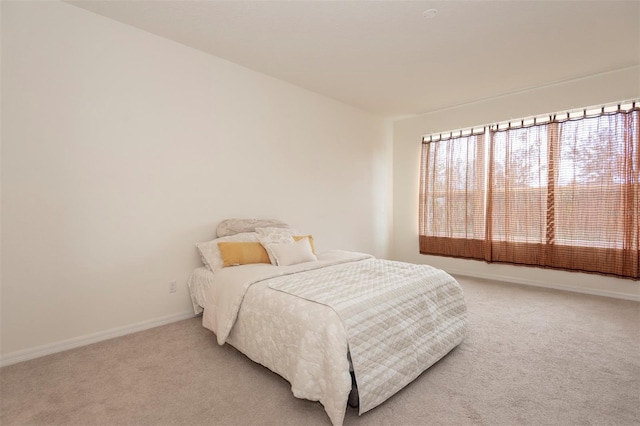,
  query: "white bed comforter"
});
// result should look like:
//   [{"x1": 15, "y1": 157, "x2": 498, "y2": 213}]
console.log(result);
[{"x1": 196, "y1": 251, "x2": 467, "y2": 426}]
